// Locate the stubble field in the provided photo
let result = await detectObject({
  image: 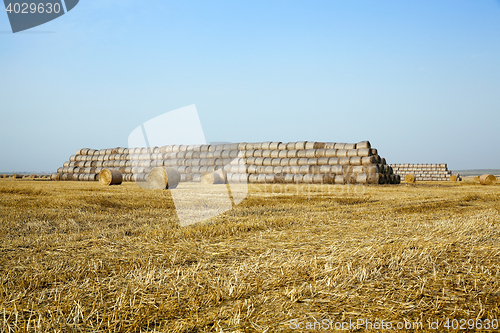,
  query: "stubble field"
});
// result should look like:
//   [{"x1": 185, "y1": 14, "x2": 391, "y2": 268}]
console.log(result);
[{"x1": 0, "y1": 179, "x2": 499, "y2": 332}]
